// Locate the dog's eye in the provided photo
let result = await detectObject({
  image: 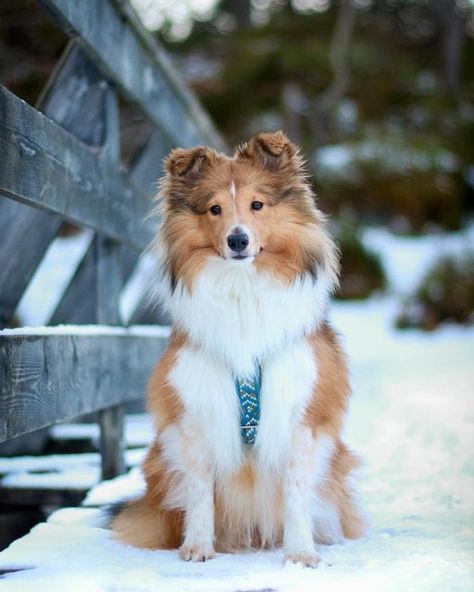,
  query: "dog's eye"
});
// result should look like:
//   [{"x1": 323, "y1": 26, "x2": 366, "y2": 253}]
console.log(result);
[
  {"x1": 251, "y1": 201, "x2": 263, "y2": 211},
  {"x1": 210, "y1": 205, "x2": 222, "y2": 216}
]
